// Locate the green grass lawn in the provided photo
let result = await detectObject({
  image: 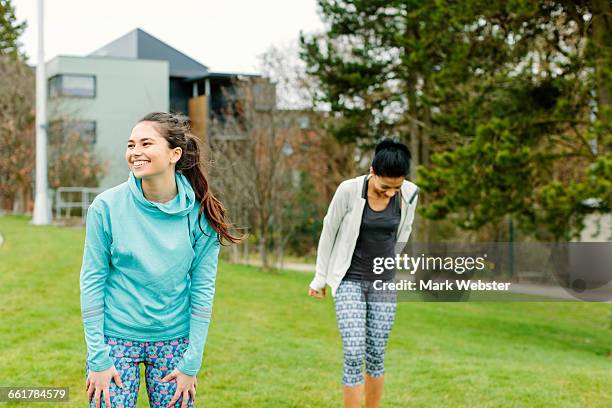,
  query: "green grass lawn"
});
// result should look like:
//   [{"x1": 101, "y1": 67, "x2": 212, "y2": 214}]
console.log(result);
[{"x1": 0, "y1": 215, "x2": 610, "y2": 407}]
